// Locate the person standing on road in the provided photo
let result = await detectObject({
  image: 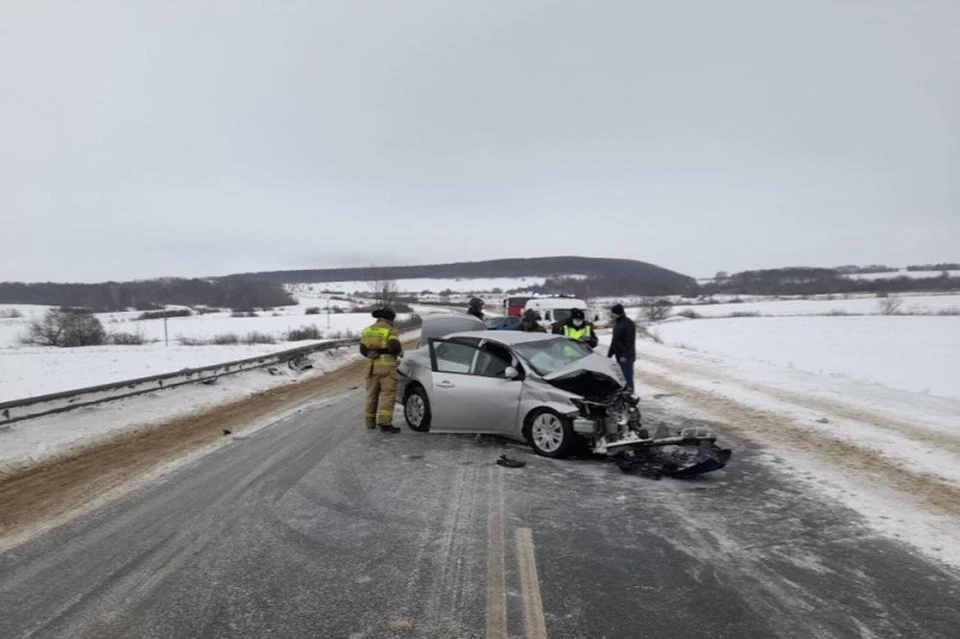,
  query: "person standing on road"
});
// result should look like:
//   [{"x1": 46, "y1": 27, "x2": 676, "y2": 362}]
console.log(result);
[
  {"x1": 555, "y1": 308, "x2": 599, "y2": 349},
  {"x1": 518, "y1": 308, "x2": 547, "y2": 332},
  {"x1": 360, "y1": 307, "x2": 403, "y2": 434},
  {"x1": 607, "y1": 303, "x2": 637, "y2": 391},
  {"x1": 467, "y1": 297, "x2": 485, "y2": 320}
]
